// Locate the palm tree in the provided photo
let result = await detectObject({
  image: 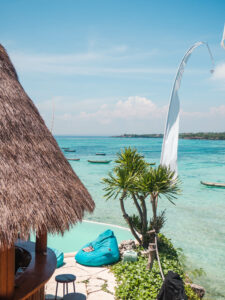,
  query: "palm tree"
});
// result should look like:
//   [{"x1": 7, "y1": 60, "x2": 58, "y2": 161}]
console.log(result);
[
  {"x1": 137, "y1": 165, "x2": 181, "y2": 232},
  {"x1": 102, "y1": 147, "x2": 181, "y2": 248},
  {"x1": 103, "y1": 147, "x2": 146, "y2": 245}
]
